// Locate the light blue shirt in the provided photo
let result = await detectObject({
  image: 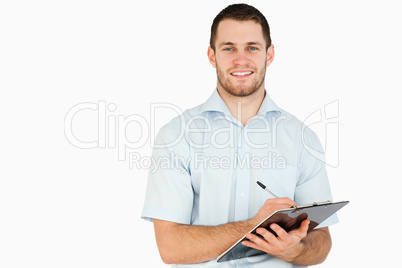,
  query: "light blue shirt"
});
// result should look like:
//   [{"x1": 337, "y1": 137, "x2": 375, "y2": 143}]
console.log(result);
[{"x1": 142, "y1": 89, "x2": 338, "y2": 268}]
